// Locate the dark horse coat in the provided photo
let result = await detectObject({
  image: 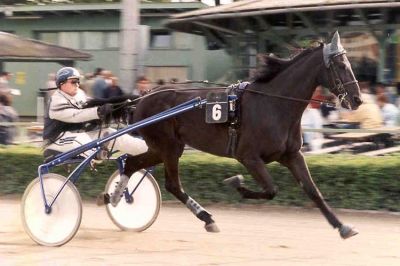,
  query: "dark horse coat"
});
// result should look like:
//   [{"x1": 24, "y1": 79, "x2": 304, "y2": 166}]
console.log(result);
[{"x1": 119, "y1": 32, "x2": 362, "y2": 239}]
